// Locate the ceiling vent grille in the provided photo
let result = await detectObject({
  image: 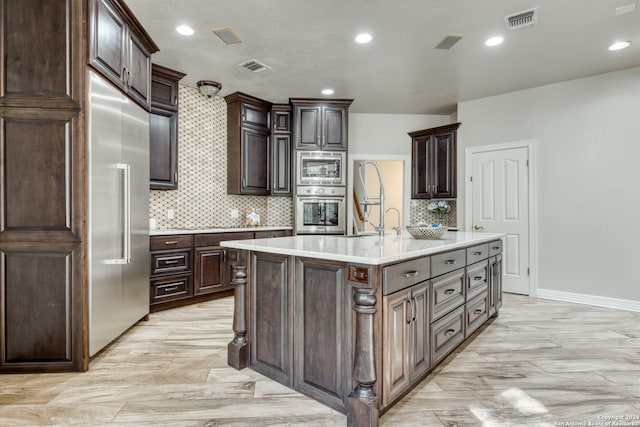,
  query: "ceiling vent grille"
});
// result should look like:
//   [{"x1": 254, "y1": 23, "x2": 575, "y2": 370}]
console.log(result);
[
  {"x1": 211, "y1": 27, "x2": 243, "y2": 45},
  {"x1": 505, "y1": 7, "x2": 538, "y2": 30},
  {"x1": 239, "y1": 59, "x2": 272, "y2": 73},
  {"x1": 434, "y1": 34, "x2": 464, "y2": 50}
]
